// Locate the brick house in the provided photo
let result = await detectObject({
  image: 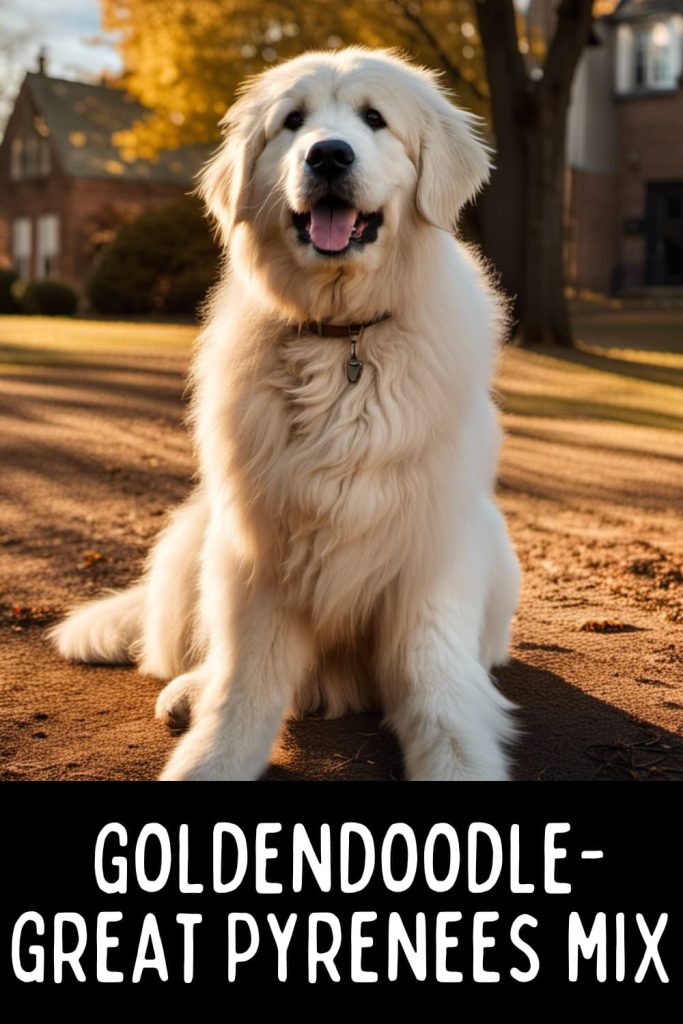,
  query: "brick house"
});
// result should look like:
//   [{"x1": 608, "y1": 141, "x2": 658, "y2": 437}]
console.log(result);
[
  {"x1": 0, "y1": 59, "x2": 209, "y2": 294},
  {"x1": 567, "y1": 0, "x2": 683, "y2": 294}
]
